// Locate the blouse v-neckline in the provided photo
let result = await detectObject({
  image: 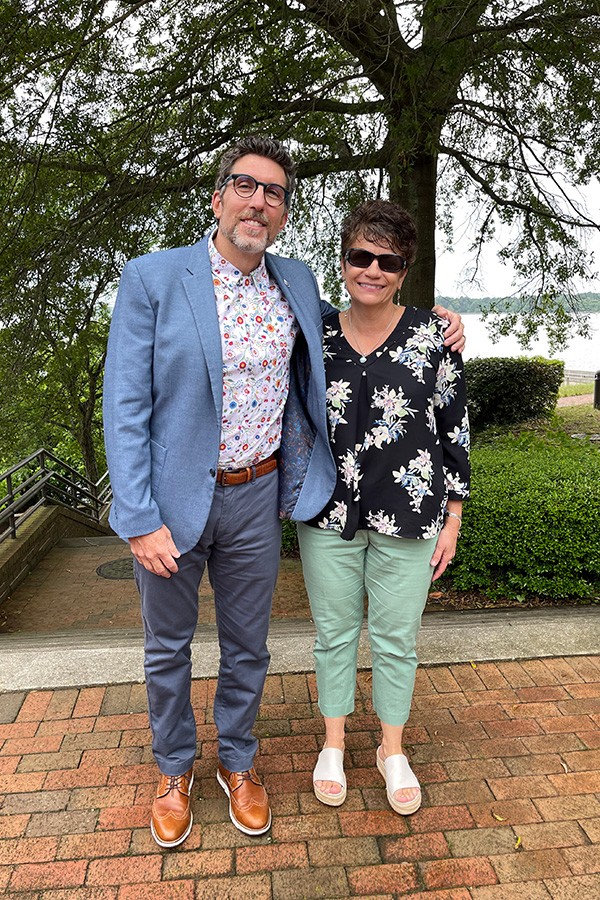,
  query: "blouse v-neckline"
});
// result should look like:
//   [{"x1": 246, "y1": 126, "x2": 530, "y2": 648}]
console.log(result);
[{"x1": 338, "y1": 306, "x2": 414, "y2": 367}]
